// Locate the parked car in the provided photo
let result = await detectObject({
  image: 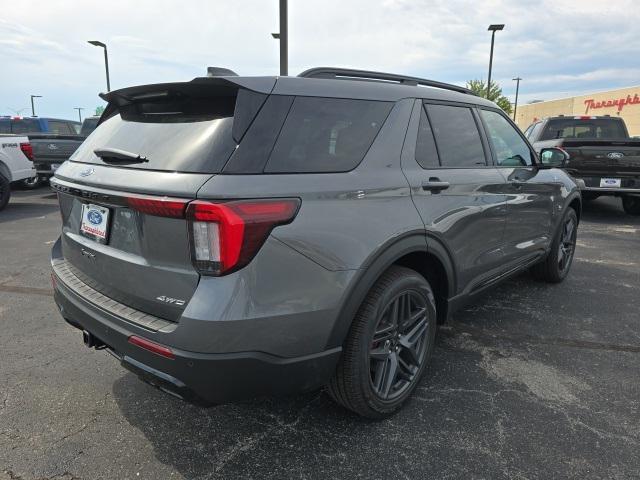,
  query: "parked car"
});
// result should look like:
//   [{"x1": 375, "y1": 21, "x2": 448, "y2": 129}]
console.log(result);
[
  {"x1": 80, "y1": 116, "x2": 100, "y2": 137},
  {"x1": 50, "y1": 68, "x2": 581, "y2": 418},
  {"x1": 0, "y1": 116, "x2": 84, "y2": 188},
  {"x1": 525, "y1": 115, "x2": 640, "y2": 215},
  {"x1": 0, "y1": 134, "x2": 36, "y2": 210}
]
